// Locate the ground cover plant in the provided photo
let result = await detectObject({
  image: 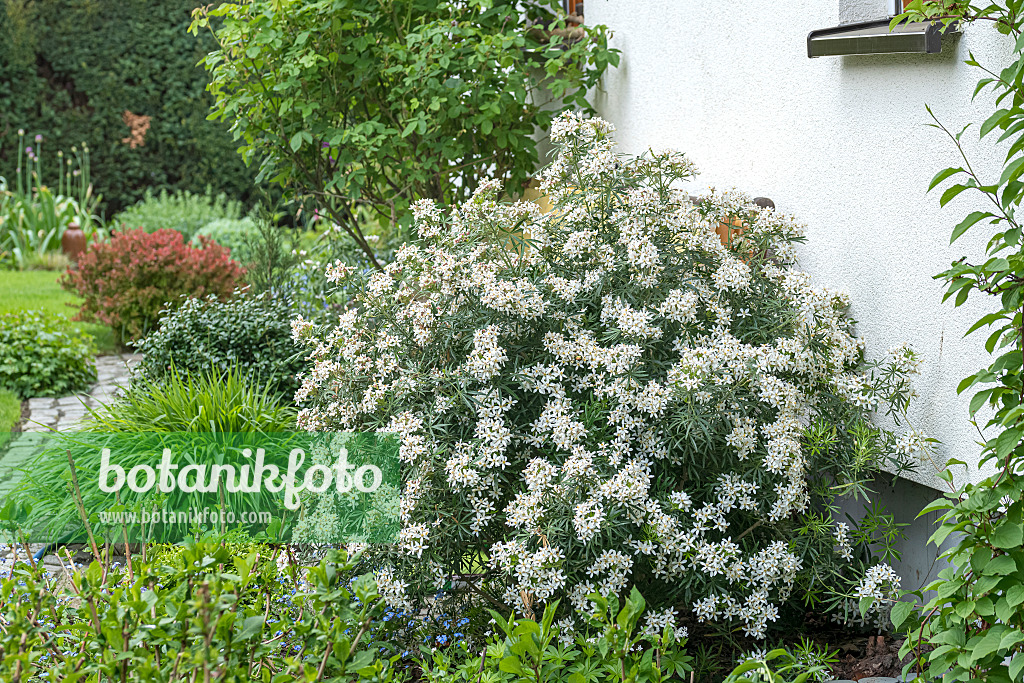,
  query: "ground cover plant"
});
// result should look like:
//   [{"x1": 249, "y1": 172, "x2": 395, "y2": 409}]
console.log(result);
[
  {"x1": 884, "y1": 3, "x2": 1024, "y2": 682},
  {"x1": 0, "y1": 538, "x2": 704, "y2": 683},
  {"x1": 0, "y1": 310, "x2": 95, "y2": 399},
  {"x1": 133, "y1": 291, "x2": 306, "y2": 396},
  {"x1": 0, "y1": 544, "x2": 400, "y2": 682},
  {"x1": 192, "y1": 0, "x2": 619, "y2": 268},
  {"x1": 60, "y1": 227, "x2": 244, "y2": 343},
  {"x1": 291, "y1": 114, "x2": 926, "y2": 642}
]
